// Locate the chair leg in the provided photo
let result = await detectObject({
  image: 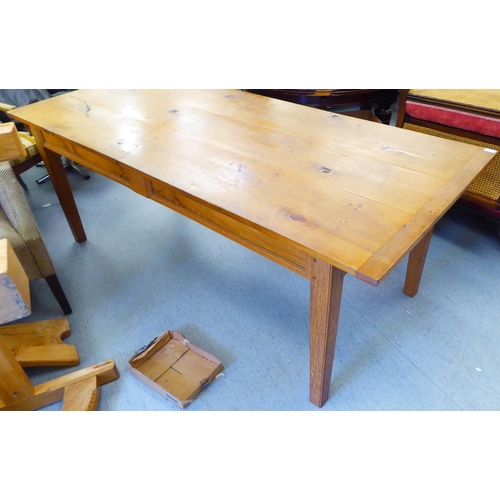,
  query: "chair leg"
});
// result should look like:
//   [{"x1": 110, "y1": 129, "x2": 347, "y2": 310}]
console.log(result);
[
  {"x1": 45, "y1": 274, "x2": 72, "y2": 315},
  {"x1": 15, "y1": 173, "x2": 28, "y2": 191},
  {"x1": 68, "y1": 161, "x2": 91, "y2": 180}
]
